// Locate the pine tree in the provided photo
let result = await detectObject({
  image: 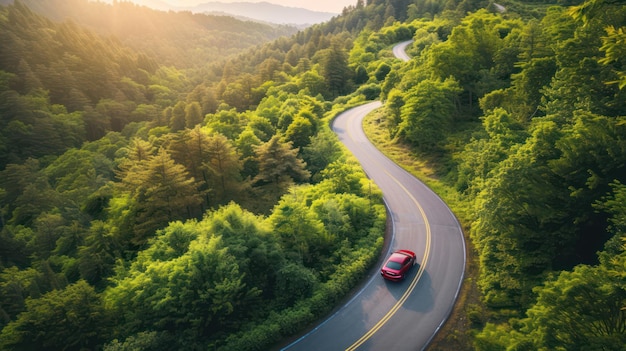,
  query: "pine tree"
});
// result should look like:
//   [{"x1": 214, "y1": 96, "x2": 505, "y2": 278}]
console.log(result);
[
  {"x1": 321, "y1": 38, "x2": 351, "y2": 98},
  {"x1": 131, "y1": 148, "x2": 202, "y2": 245}
]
